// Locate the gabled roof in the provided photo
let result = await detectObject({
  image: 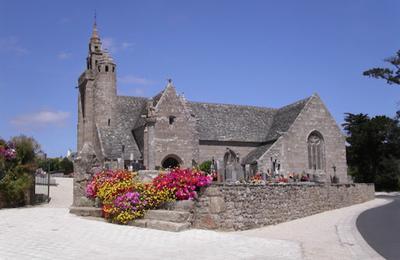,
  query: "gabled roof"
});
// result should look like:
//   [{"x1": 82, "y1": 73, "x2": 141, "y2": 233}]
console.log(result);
[
  {"x1": 242, "y1": 143, "x2": 274, "y2": 164},
  {"x1": 152, "y1": 90, "x2": 164, "y2": 107},
  {"x1": 188, "y1": 96, "x2": 310, "y2": 143},
  {"x1": 97, "y1": 91, "x2": 312, "y2": 163},
  {"x1": 98, "y1": 96, "x2": 147, "y2": 160},
  {"x1": 189, "y1": 102, "x2": 276, "y2": 142},
  {"x1": 265, "y1": 97, "x2": 311, "y2": 141}
]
